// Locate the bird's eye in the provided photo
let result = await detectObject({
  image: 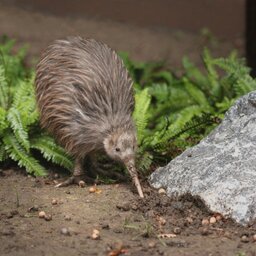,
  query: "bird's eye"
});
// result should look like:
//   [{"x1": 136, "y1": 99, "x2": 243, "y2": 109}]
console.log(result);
[{"x1": 115, "y1": 147, "x2": 120, "y2": 152}]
